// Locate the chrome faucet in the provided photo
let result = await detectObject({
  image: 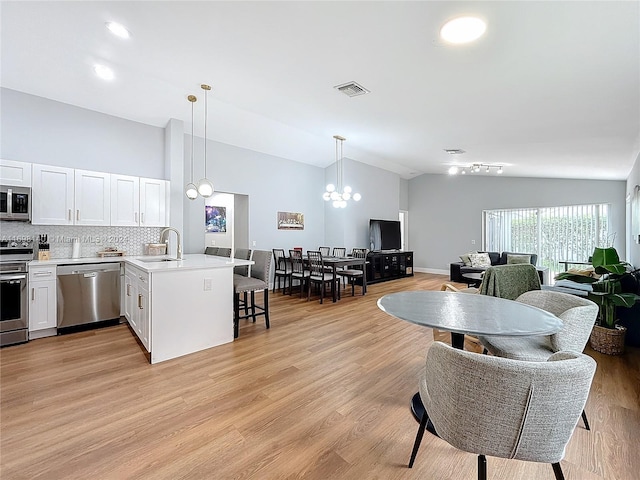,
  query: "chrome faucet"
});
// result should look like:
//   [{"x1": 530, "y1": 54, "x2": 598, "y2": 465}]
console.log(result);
[{"x1": 160, "y1": 227, "x2": 183, "y2": 260}]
